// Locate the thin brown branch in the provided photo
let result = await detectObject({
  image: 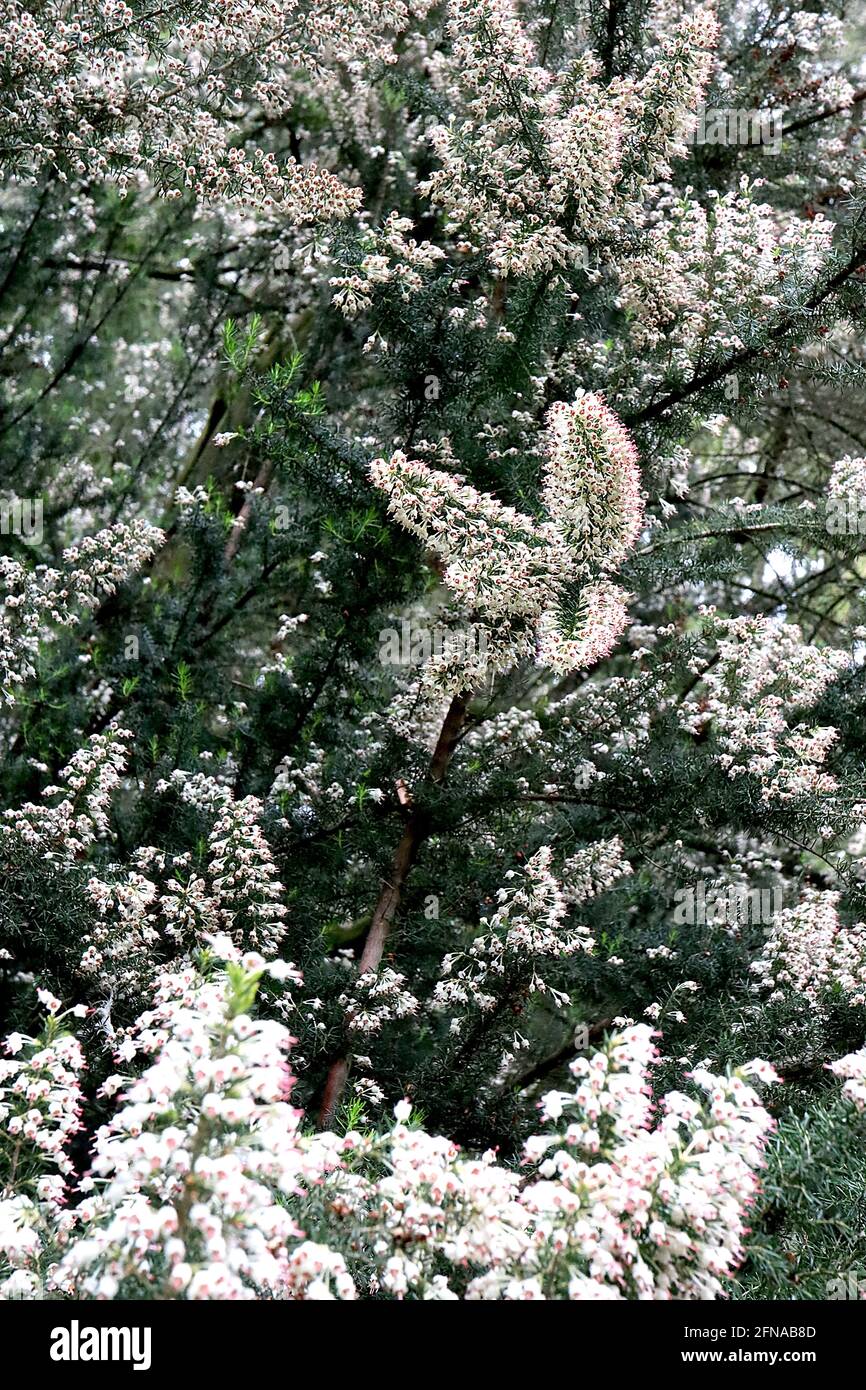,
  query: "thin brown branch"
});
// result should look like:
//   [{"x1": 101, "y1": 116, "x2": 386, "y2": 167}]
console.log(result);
[
  {"x1": 317, "y1": 690, "x2": 471, "y2": 1127},
  {"x1": 625, "y1": 242, "x2": 866, "y2": 427}
]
